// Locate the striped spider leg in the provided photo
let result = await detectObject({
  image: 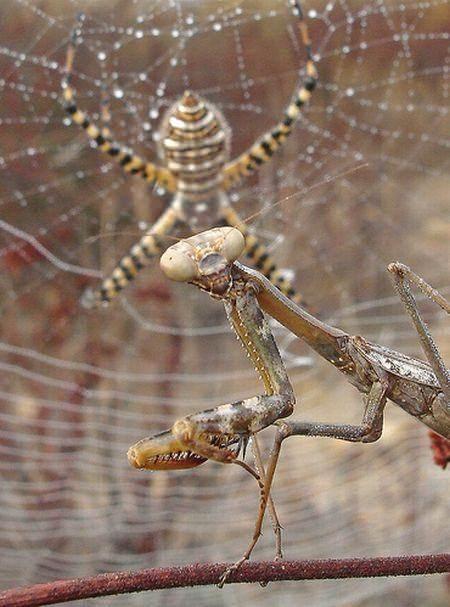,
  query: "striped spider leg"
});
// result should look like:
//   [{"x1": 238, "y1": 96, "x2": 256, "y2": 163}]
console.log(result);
[
  {"x1": 129, "y1": 227, "x2": 449, "y2": 585},
  {"x1": 61, "y1": 1, "x2": 318, "y2": 308},
  {"x1": 127, "y1": 228, "x2": 295, "y2": 576}
]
